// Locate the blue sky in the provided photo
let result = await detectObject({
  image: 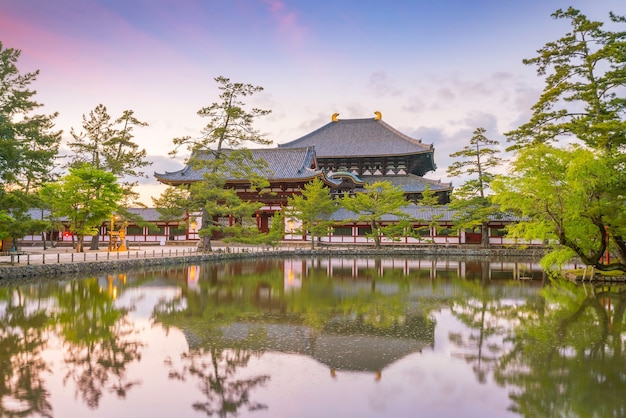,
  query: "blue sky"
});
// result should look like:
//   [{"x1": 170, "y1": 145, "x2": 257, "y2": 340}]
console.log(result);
[{"x1": 2, "y1": 0, "x2": 624, "y2": 203}]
